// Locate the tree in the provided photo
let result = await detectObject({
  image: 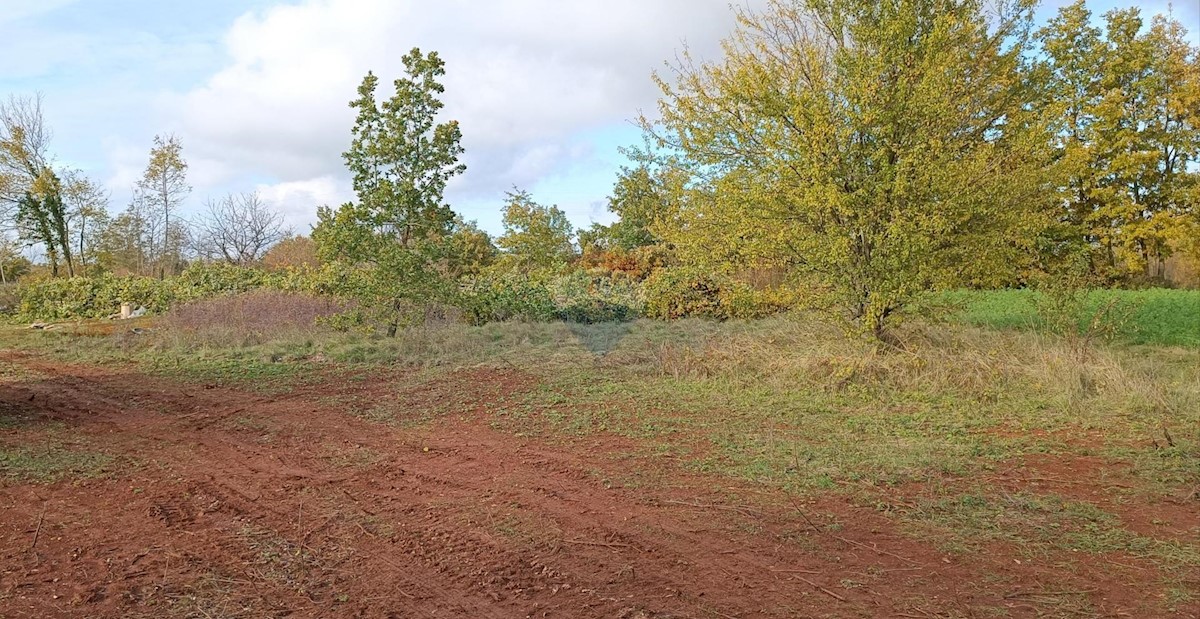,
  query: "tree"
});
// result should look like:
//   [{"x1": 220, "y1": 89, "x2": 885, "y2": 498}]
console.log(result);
[
  {"x1": 643, "y1": 0, "x2": 1053, "y2": 339},
  {"x1": 314, "y1": 48, "x2": 467, "y2": 336},
  {"x1": 1039, "y1": 3, "x2": 1200, "y2": 281},
  {"x1": 134, "y1": 134, "x2": 190, "y2": 278},
  {"x1": 495, "y1": 189, "x2": 576, "y2": 273},
  {"x1": 0, "y1": 236, "x2": 31, "y2": 284},
  {"x1": 447, "y1": 217, "x2": 497, "y2": 277},
  {"x1": 343, "y1": 48, "x2": 465, "y2": 243},
  {"x1": 313, "y1": 202, "x2": 453, "y2": 337},
  {"x1": 61, "y1": 170, "x2": 110, "y2": 275},
  {"x1": 16, "y1": 171, "x2": 73, "y2": 277},
  {"x1": 94, "y1": 201, "x2": 154, "y2": 276},
  {"x1": 0, "y1": 95, "x2": 53, "y2": 229},
  {"x1": 262, "y1": 234, "x2": 319, "y2": 271},
  {"x1": 196, "y1": 192, "x2": 286, "y2": 265},
  {"x1": 582, "y1": 165, "x2": 689, "y2": 255}
]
